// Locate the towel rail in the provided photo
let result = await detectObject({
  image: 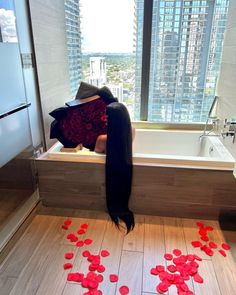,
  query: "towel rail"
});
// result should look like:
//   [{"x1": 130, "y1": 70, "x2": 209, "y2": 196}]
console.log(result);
[{"x1": 0, "y1": 103, "x2": 31, "y2": 120}]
